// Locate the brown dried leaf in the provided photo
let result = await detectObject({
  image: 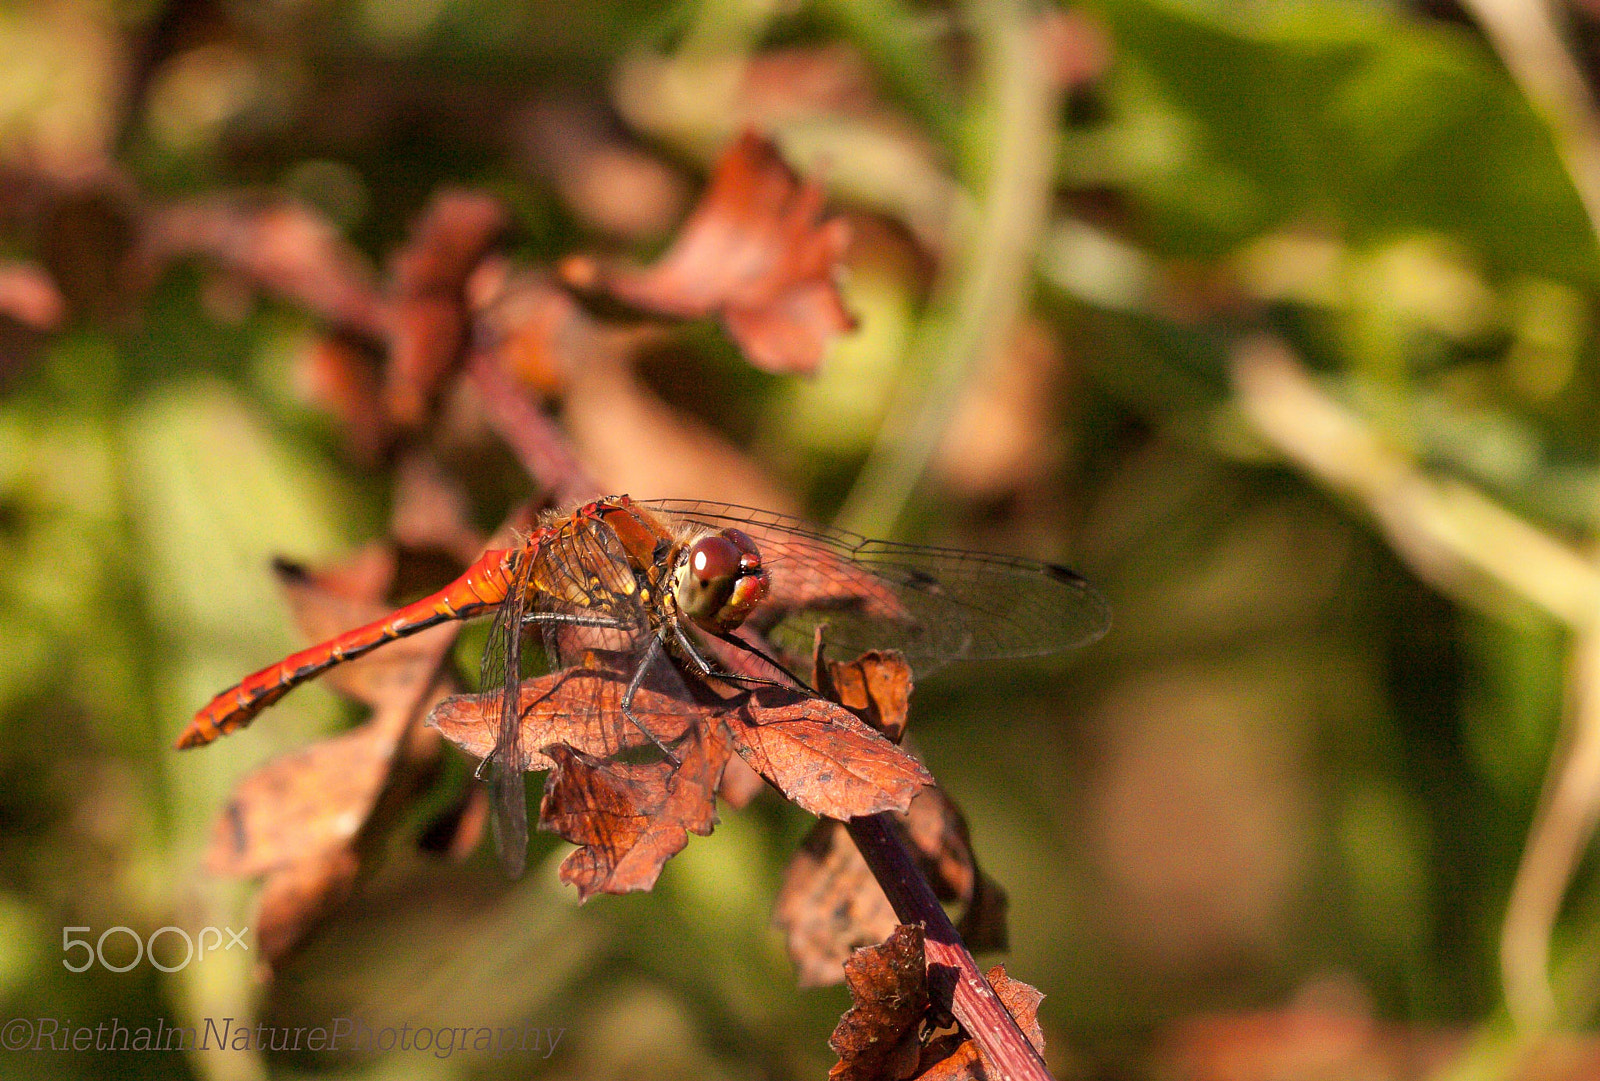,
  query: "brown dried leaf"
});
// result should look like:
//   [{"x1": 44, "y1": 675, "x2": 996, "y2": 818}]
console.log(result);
[
  {"x1": 385, "y1": 189, "x2": 509, "y2": 426},
  {"x1": 561, "y1": 130, "x2": 854, "y2": 375},
  {"x1": 142, "y1": 195, "x2": 386, "y2": 336},
  {"x1": 516, "y1": 247, "x2": 796, "y2": 509},
  {"x1": 427, "y1": 659, "x2": 702, "y2": 772},
  {"x1": 274, "y1": 544, "x2": 396, "y2": 630},
  {"x1": 560, "y1": 338, "x2": 799, "y2": 508},
  {"x1": 778, "y1": 643, "x2": 1006, "y2": 980},
  {"x1": 390, "y1": 451, "x2": 485, "y2": 564},
  {"x1": 828, "y1": 926, "x2": 1047, "y2": 1081},
  {"x1": 829, "y1": 924, "x2": 929, "y2": 1081},
  {"x1": 208, "y1": 683, "x2": 449, "y2": 967},
  {"x1": 933, "y1": 319, "x2": 1067, "y2": 500},
  {"x1": 1037, "y1": 9, "x2": 1115, "y2": 91},
  {"x1": 903, "y1": 786, "x2": 975, "y2": 904},
  {"x1": 738, "y1": 46, "x2": 879, "y2": 120},
  {"x1": 815, "y1": 641, "x2": 914, "y2": 743},
  {"x1": 775, "y1": 818, "x2": 898, "y2": 986},
  {"x1": 469, "y1": 269, "x2": 661, "y2": 401},
  {"x1": 774, "y1": 789, "x2": 1007, "y2": 986},
  {"x1": 429, "y1": 651, "x2": 928, "y2": 899},
  {"x1": 471, "y1": 271, "x2": 587, "y2": 396},
  {"x1": 987, "y1": 967, "x2": 1045, "y2": 1053},
  {"x1": 516, "y1": 100, "x2": 689, "y2": 240},
  {"x1": 540, "y1": 723, "x2": 730, "y2": 899},
  {"x1": 727, "y1": 690, "x2": 931, "y2": 820},
  {"x1": 449, "y1": 784, "x2": 491, "y2": 860},
  {"x1": 253, "y1": 846, "x2": 361, "y2": 970},
  {"x1": 913, "y1": 1042, "x2": 979, "y2": 1081},
  {"x1": 386, "y1": 296, "x2": 463, "y2": 427},
  {"x1": 272, "y1": 552, "x2": 459, "y2": 707},
  {"x1": 207, "y1": 717, "x2": 406, "y2": 879},
  {"x1": 1155, "y1": 1007, "x2": 1464, "y2": 1081},
  {"x1": 954, "y1": 872, "x2": 1010, "y2": 956},
  {"x1": 392, "y1": 189, "x2": 511, "y2": 296}
]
